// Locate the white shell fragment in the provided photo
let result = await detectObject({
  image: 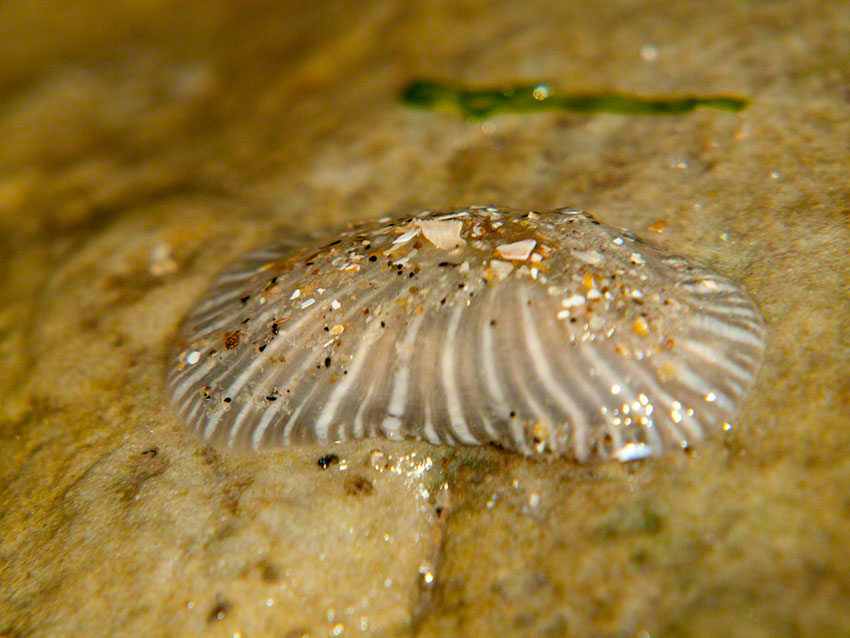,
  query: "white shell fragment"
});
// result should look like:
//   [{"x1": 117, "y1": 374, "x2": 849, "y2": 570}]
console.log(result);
[
  {"x1": 415, "y1": 219, "x2": 466, "y2": 250},
  {"x1": 496, "y1": 238, "x2": 537, "y2": 261},
  {"x1": 167, "y1": 207, "x2": 765, "y2": 462}
]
